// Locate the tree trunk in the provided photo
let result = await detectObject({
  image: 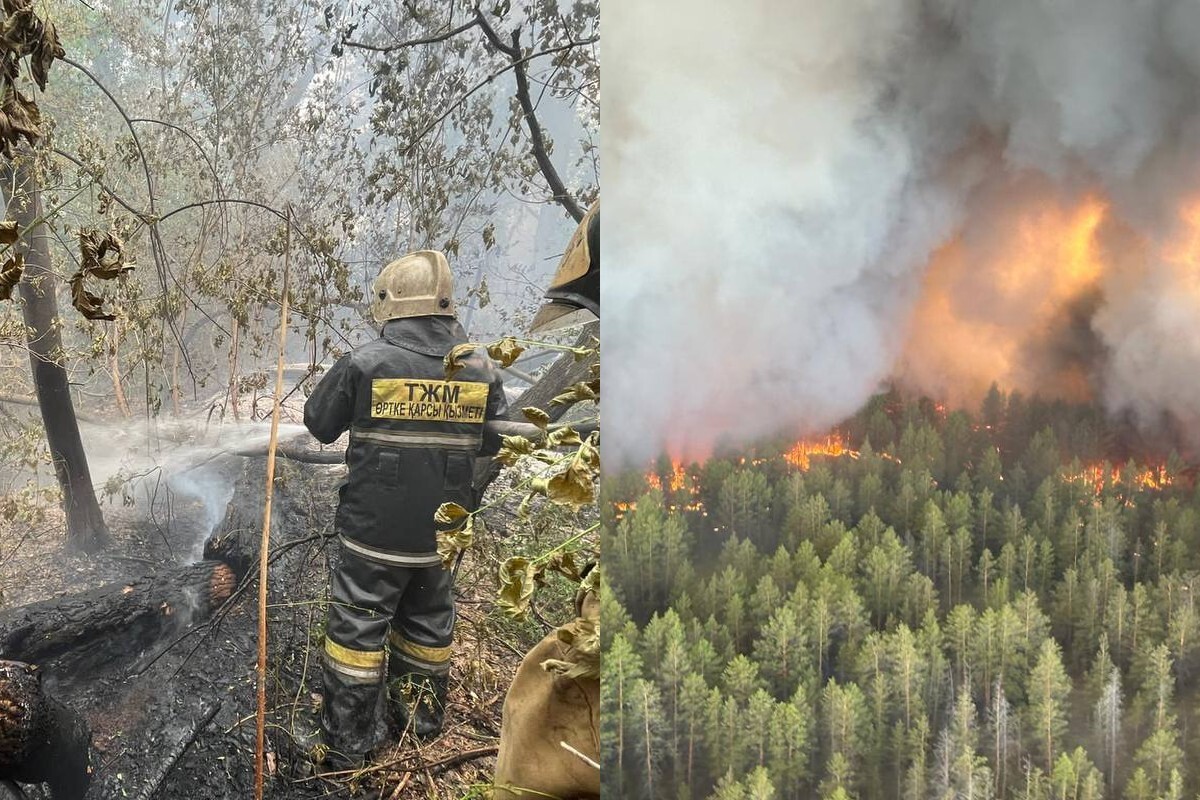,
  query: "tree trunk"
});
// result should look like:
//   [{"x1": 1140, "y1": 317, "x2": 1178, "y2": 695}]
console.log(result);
[
  {"x1": 227, "y1": 316, "x2": 240, "y2": 420},
  {"x1": 170, "y1": 305, "x2": 185, "y2": 415},
  {"x1": 110, "y1": 319, "x2": 130, "y2": 417},
  {"x1": 0, "y1": 561, "x2": 235, "y2": 671},
  {"x1": 5, "y1": 155, "x2": 111, "y2": 553}
]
